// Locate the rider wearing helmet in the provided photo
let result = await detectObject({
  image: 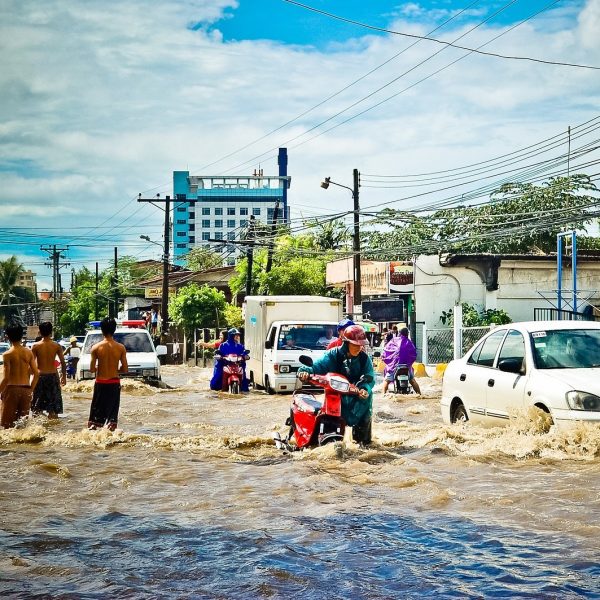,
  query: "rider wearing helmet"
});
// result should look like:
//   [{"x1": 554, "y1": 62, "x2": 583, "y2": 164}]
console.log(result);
[
  {"x1": 326, "y1": 317, "x2": 355, "y2": 350},
  {"x1": 209, "y1": 328, "x2": 250, "y2": 391},
  {"x1": 298, "y1": 324, "x2": 375, "y2": 445}
]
